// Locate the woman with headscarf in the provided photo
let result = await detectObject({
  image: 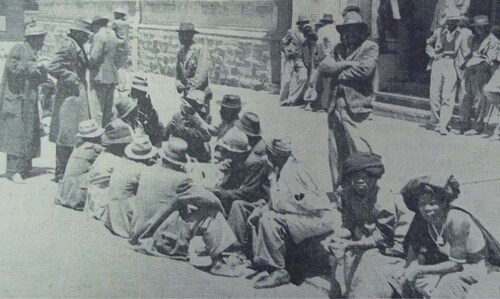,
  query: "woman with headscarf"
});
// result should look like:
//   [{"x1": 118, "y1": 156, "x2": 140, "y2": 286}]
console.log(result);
[{"x1": 398, "y1": 175, "x2": 500, "y2": 298}]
